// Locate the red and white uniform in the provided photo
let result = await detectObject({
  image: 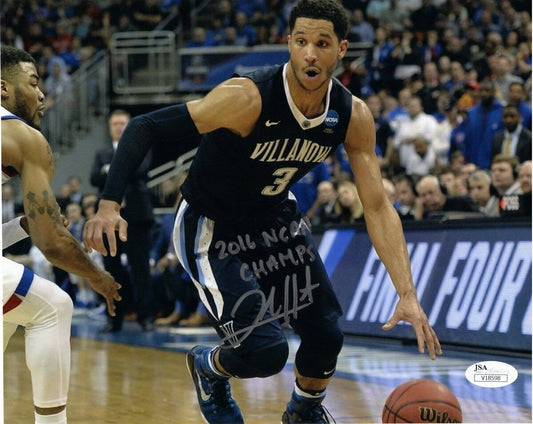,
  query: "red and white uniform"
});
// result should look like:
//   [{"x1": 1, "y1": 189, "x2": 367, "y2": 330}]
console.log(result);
[{"x1": 2, "y1": 105, "x2": 73, "y2": 416}]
